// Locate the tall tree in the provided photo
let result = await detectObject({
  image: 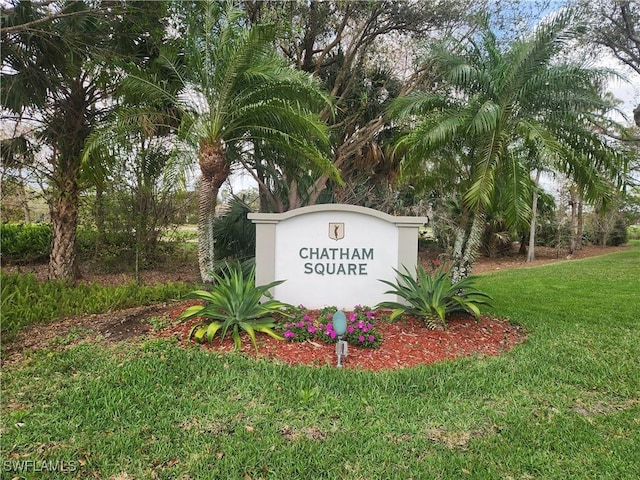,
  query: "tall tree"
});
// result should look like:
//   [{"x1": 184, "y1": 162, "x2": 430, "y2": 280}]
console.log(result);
[
  {"x1": 243, "y1": 0, "x2": 479, "y2": 211},
  {"x1": 127, "y1": 2, "x2": 338, "y2": 282},
  {"x1": 83, "y1": 31, "x2": 188, "y2": 271},
  {"x1": 390, "y1": 10, "x2": 626, "y2": 281},
  {"x1": 576, "y1": 0, "x2": 640, "y2": 127},
  {"x1": 1, "y1": 0, "x2": 168, "y2": 282}
]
